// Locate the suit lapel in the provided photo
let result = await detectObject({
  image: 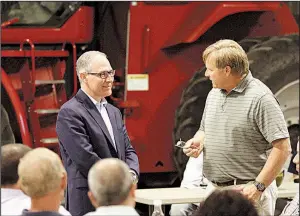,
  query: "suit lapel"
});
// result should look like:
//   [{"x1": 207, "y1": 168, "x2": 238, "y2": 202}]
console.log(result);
[
  {"x1": 106, "y1": 106, "x2": 122, "y2": 159},
  {"x1": 86, "y1": 104, "x2": 115, "y2": 146},
  {"x1": 75, "y1": 90, "x2": 115, "y2": 150}
]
